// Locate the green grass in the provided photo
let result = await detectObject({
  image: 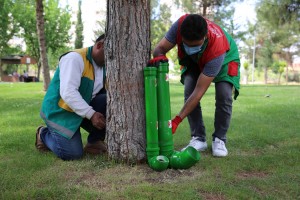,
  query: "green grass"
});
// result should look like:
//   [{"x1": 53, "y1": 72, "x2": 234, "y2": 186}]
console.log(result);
[{"x1": 0, "y1": 82, "x2": 299, "y2": 199}]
